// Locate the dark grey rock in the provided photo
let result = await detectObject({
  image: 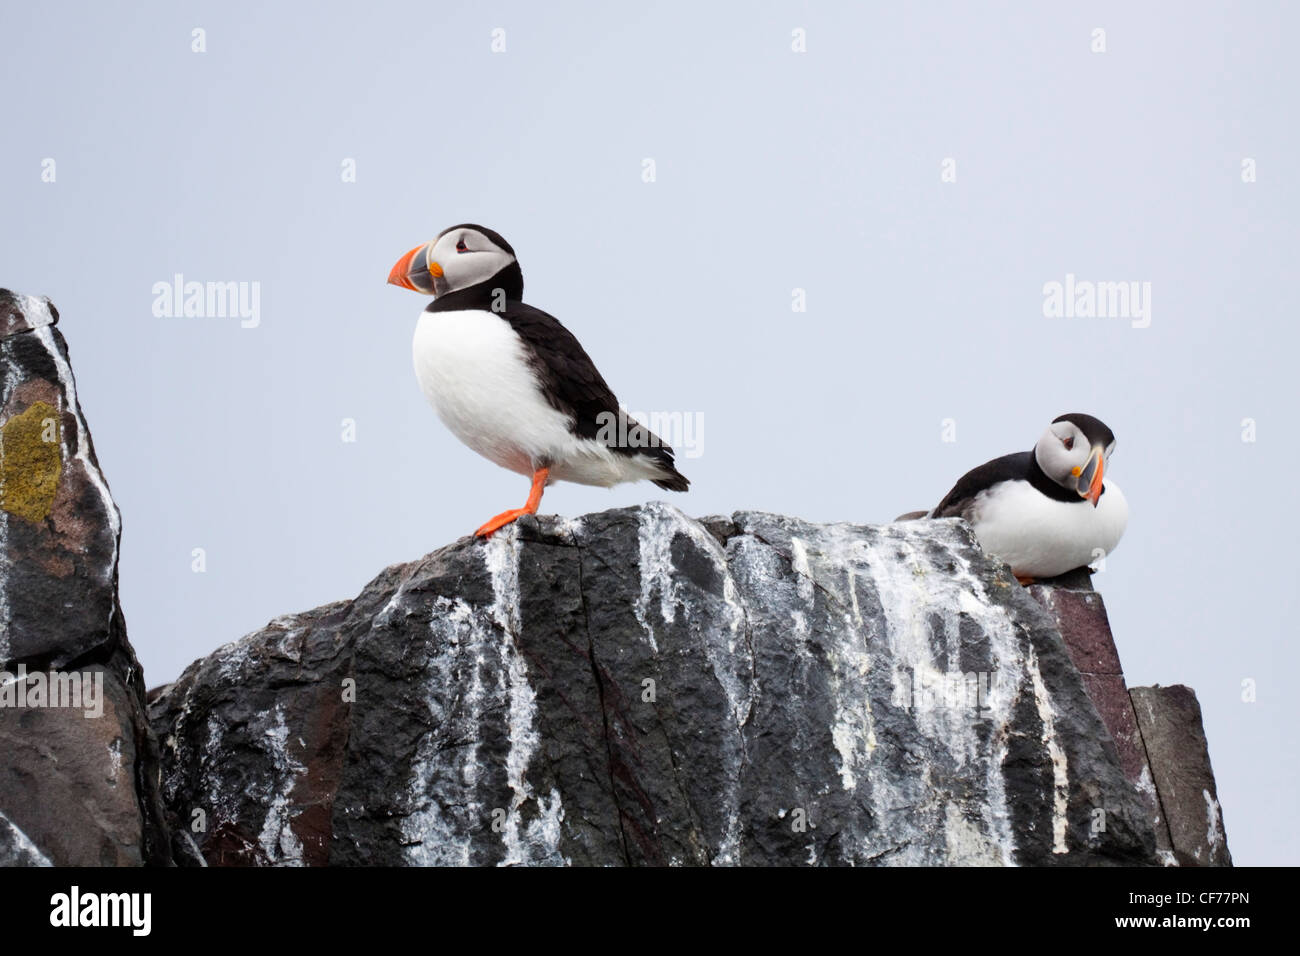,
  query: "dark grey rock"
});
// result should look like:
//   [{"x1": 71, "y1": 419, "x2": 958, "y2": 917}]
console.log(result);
[
  {"x1": 150, "y1": 506, "x2": 1159, "y2": 866},
  {"x1": 0, "y1": 290, "x2": 57, "y2": 339},
  {"x1": 1130, "y1": 685, "x2": 1231, "y2": 867},
  {"x1": 0, "y1": 291, "x2": 172, "y2": 866},
  {"x1": 0, "y1": 290, "x2": 119, "y2": 667},
  {"x1": 0, "y1": 810, "x2": 50, "y2": 866},
  {"x1": 1027, "y1": 573, "x2": 1175, "y2": 863}
]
